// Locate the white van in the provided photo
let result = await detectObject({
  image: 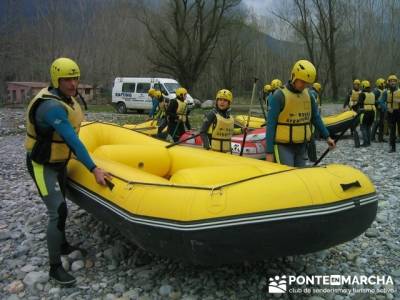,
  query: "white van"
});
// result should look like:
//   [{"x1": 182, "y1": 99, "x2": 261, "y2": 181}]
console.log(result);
[{"x1": 112, "y1": 77, "x2": 194, "y2": 114}]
